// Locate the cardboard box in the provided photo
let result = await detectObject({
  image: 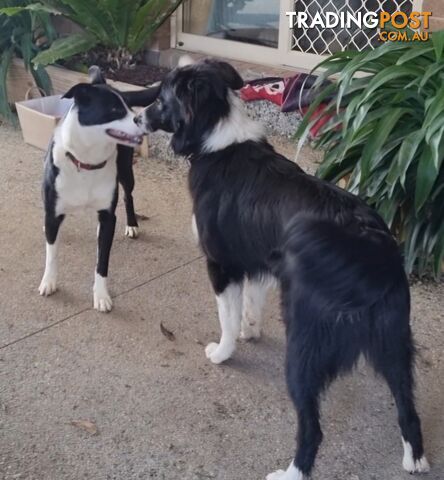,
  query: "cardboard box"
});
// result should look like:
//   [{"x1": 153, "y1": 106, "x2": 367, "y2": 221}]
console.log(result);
[{"x1": 15, "y1": 95, "x2": 73, "y2": 151}]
